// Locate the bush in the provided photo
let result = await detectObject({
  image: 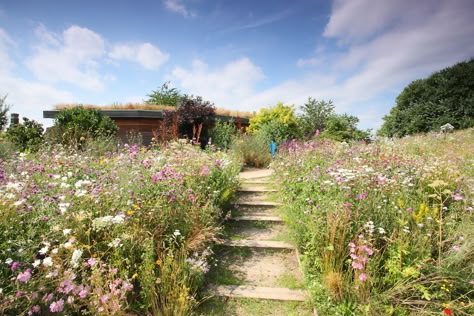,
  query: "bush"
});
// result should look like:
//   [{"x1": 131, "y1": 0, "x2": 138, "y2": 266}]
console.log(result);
[
  {"x1": 248, "y1": 102, "x2": 301, "y2": 143},
  {"x1": 177, "y1": 96, "x2": 215, "y2": 145},
  {"x1": 209, "y1": 119, "x2": 237, "y2": 150},
  {"x1": 5, "y1": 117, "x2": 44, "y2": 152},
  {"x1": 51, "y1": 106, "x2": 118, "y2": 147},
  {"x1": 231, "y1": 133, "x2": 272, "y2": 167}
]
